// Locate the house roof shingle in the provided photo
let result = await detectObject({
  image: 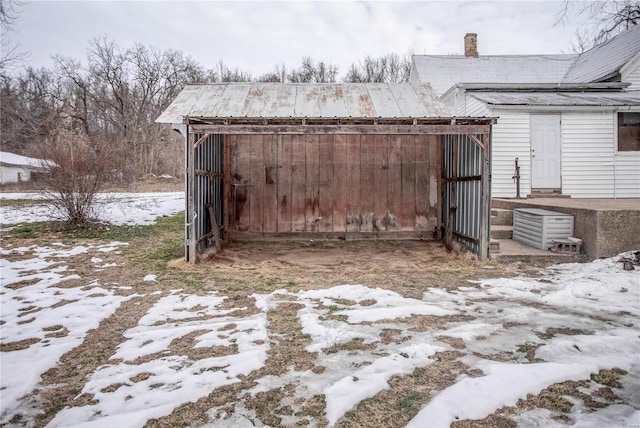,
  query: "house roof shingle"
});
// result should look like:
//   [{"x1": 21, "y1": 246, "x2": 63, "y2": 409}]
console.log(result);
[
  {"x1": 411, "y1": 54, "x2": 577, "y2": 96},
  {"x1": 562, "y1": 25, "x2": 640, "y2": 83}
]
